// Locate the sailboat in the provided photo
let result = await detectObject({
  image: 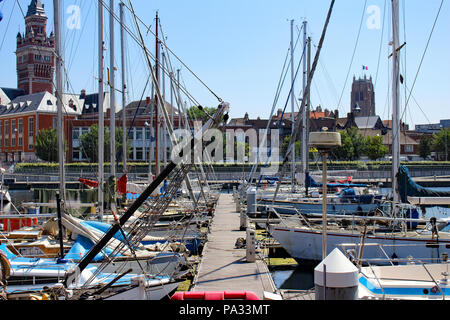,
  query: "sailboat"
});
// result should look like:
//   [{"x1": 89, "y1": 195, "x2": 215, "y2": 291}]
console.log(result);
[
  {"x1": 267, "y1": 0, "x2": 450, "y2": 265},
  {"x1": 0, "y1": 243, "x2": 181, "y2": 300}
]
